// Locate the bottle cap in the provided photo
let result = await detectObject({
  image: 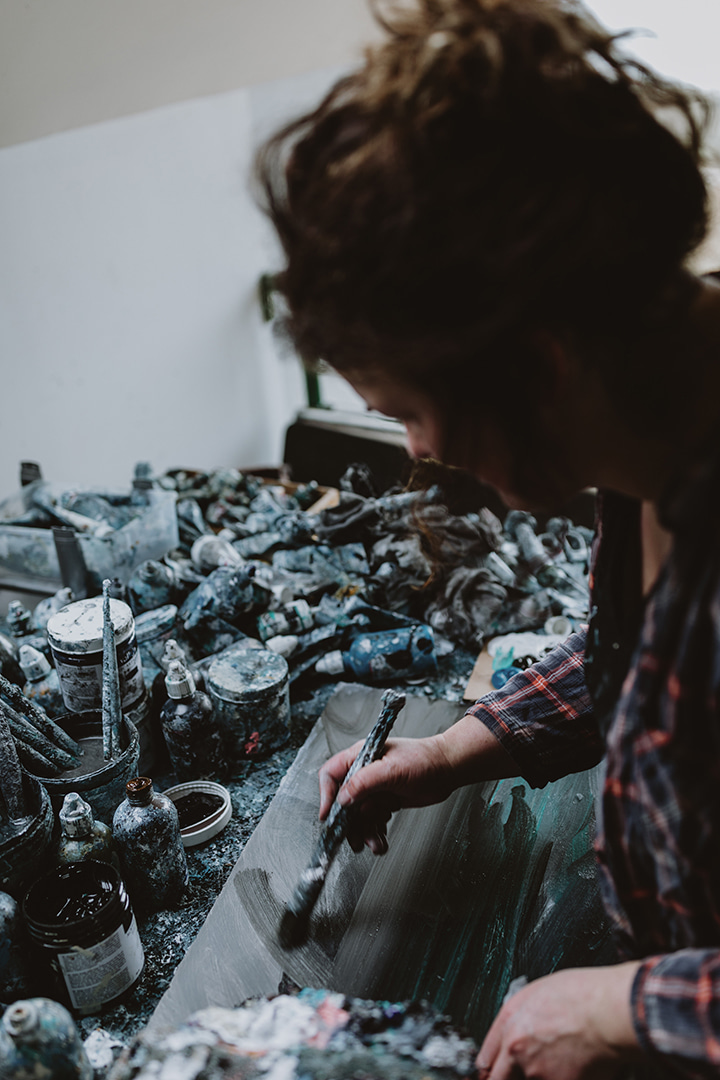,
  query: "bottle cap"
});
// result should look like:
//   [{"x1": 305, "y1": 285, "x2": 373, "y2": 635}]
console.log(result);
[
  {"x1": 265, "y1": 634, "x2": 299, "y2": 658},
  {"x1": 161, "y1": 638, "x2": 186, "y2": 670},
  {"x1": 165, "y1": 659, "x2": 196, "y2": 699},
  {"x1": 18, "y1": 643, "x2": 51, "y2": 681},
  {"x1": 59, "y1": 791, "x2": 94, "y2": 837},
  {"x1": 315, "y1": 650, "x2": 344, "y2": 676}
]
